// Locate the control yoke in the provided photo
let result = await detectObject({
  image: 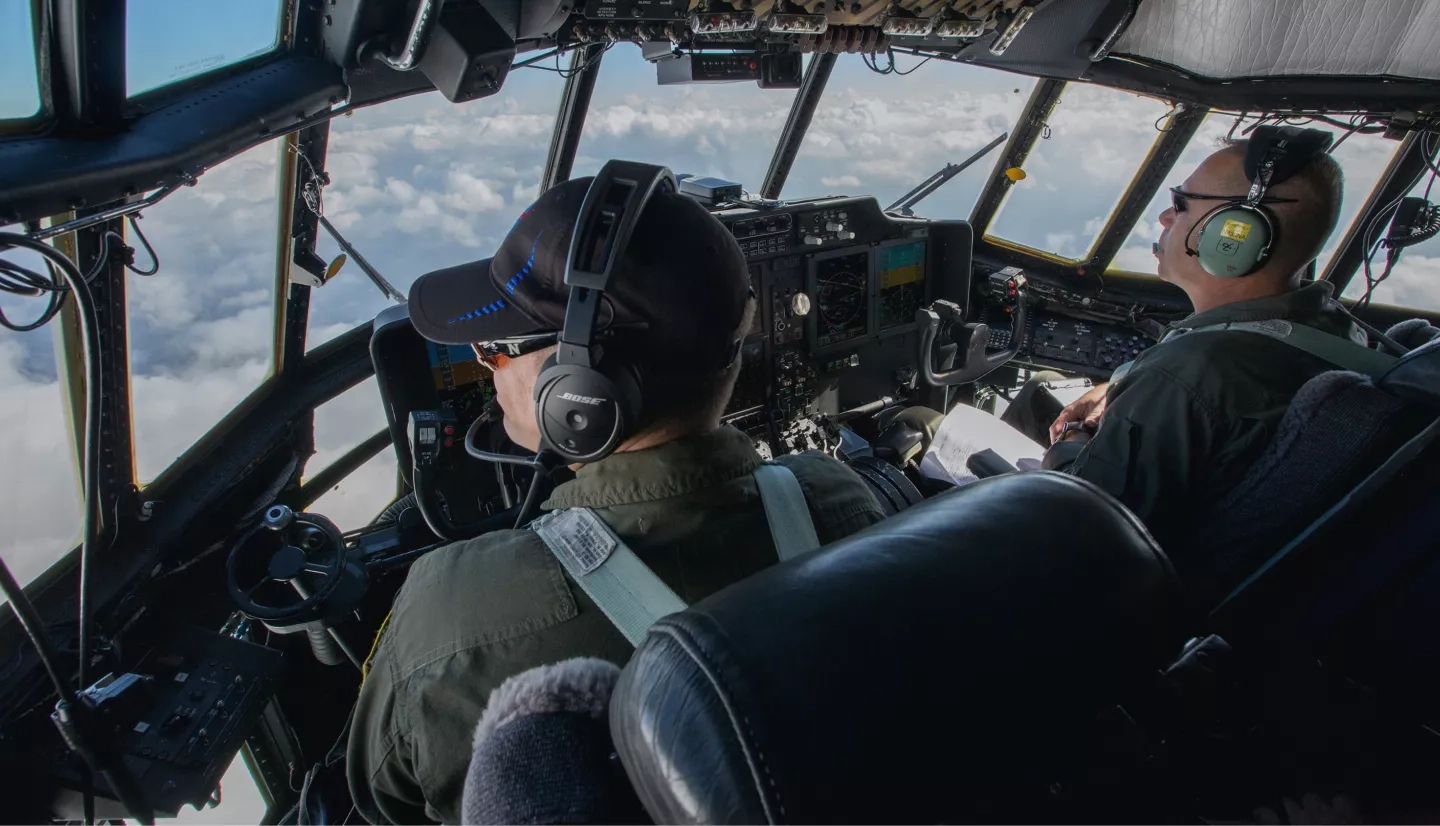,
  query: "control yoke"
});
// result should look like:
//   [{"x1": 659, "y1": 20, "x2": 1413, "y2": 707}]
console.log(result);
[{"x1": 915, "y1": 274, "x2": 1027, "y2": 386}]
